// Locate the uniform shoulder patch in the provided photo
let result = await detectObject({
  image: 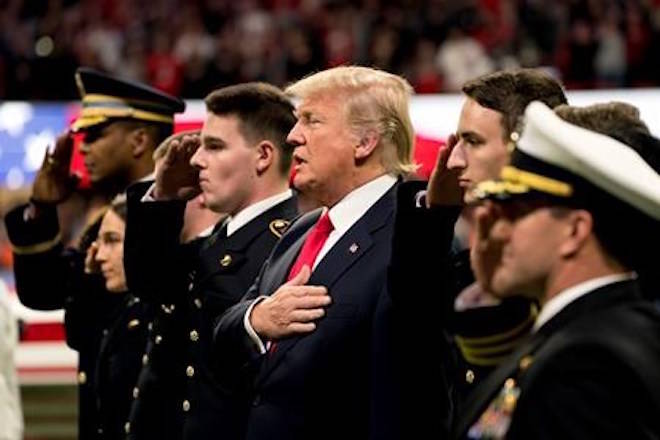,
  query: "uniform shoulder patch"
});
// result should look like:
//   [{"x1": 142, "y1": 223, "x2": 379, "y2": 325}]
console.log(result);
[{"x1": 269, "y1": 219, "x2": 291, "y2": 238}]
